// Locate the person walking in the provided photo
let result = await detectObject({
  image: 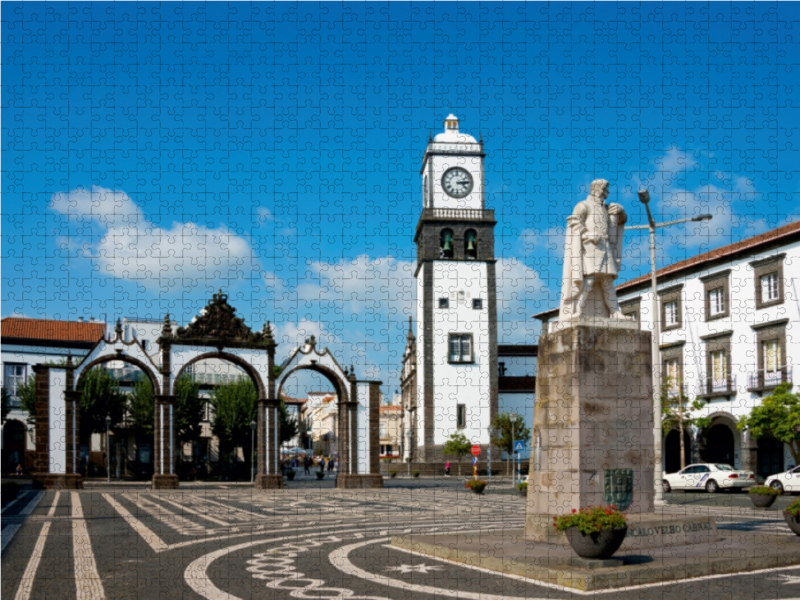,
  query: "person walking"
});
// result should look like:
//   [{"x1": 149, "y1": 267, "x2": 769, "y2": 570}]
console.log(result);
[
  {"x1": 304, "y1": 456, "x2": 311, "y2": 476},
  {"x1": 445, "y1": 461, "x2": 451, "y2": 477}
]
